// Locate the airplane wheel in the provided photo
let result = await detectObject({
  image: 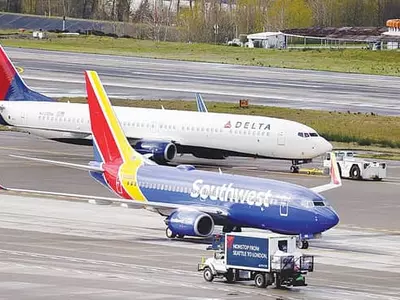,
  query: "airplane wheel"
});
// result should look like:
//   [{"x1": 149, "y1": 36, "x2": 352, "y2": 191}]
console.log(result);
[
  {"x1": 166, "y1": 227, "x2": 176, "y2": 239},
  {"x1": 297, "y1": 240, "x2": 309, "y2": 249},
  {"x1": 302, "y1": 240, "x2": 309, "y2": 249},
  {"x1": 290, "y1": 166, "x2": 299, "y2": 173},
  {"x1": 232, "y1": 226, "x2": 242, "y2": 232}
]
